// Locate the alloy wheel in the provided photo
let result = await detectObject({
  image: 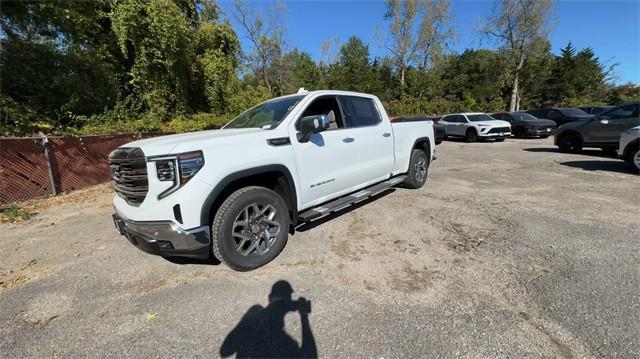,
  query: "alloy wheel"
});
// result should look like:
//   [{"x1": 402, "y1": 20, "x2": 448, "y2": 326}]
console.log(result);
[
  {"x1": 415, "y1": 158, "x2": 427, "y2": 182},
  {"x1": 232, "y1": 203, "x2": 281, "y2": 257}
]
